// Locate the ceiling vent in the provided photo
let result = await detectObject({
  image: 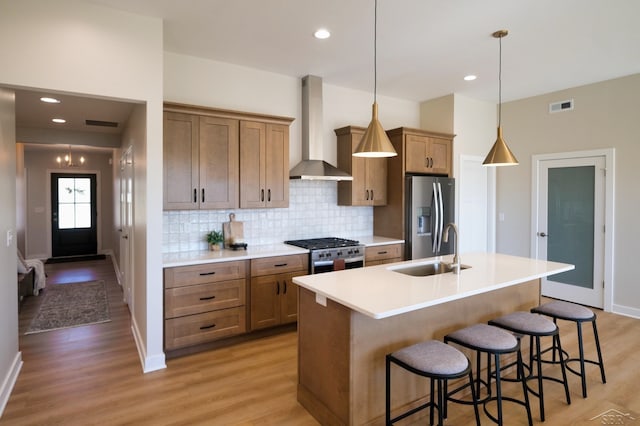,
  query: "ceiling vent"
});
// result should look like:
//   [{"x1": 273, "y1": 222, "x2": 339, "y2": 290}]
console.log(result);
[
  {"x1": 85, "y1": 119, "x2": 119, "y2": 127},
  {"x1": 549, "y1": 99, "x2": 574, "y2": 113}
]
